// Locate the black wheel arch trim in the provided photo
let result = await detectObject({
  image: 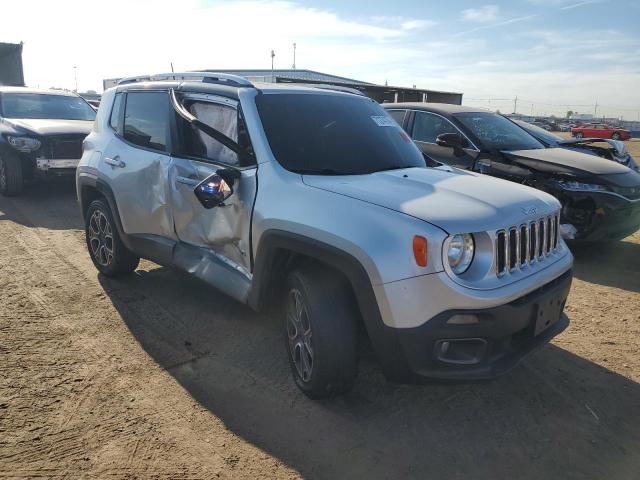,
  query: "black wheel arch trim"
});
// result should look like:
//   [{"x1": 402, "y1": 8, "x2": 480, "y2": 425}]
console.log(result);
[{"x1": 248, "y1": 229, "x2": 414, "y2": 379}]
